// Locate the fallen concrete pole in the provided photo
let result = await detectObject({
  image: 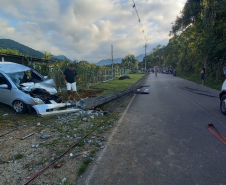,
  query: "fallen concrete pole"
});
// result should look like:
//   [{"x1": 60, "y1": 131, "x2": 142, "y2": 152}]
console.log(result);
[
  {"x1": 77, "y1": 75, "x2": 149, "y2": 110},
  {"x1": 77, "y1": 86, "x2": 142, "y2": 110}
]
